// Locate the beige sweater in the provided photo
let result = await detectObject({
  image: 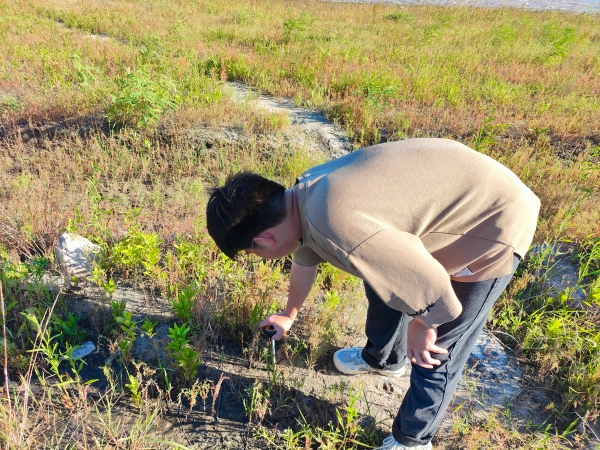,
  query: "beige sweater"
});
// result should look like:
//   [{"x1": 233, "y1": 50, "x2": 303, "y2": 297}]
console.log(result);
[{"x1": 292, "y1": 138, "x2": 540, "y2": 328}]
